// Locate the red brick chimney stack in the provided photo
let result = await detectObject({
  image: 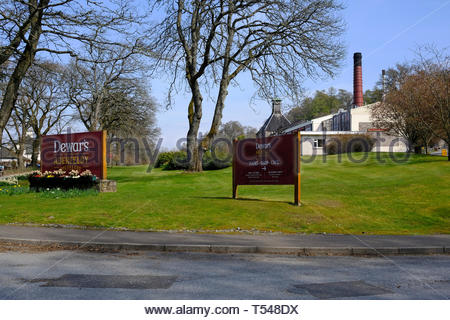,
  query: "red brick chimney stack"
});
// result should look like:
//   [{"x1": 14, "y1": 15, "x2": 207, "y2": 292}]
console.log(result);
[{"x1": 353, "y1": 52, "x2": 363, "y2": 107}]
